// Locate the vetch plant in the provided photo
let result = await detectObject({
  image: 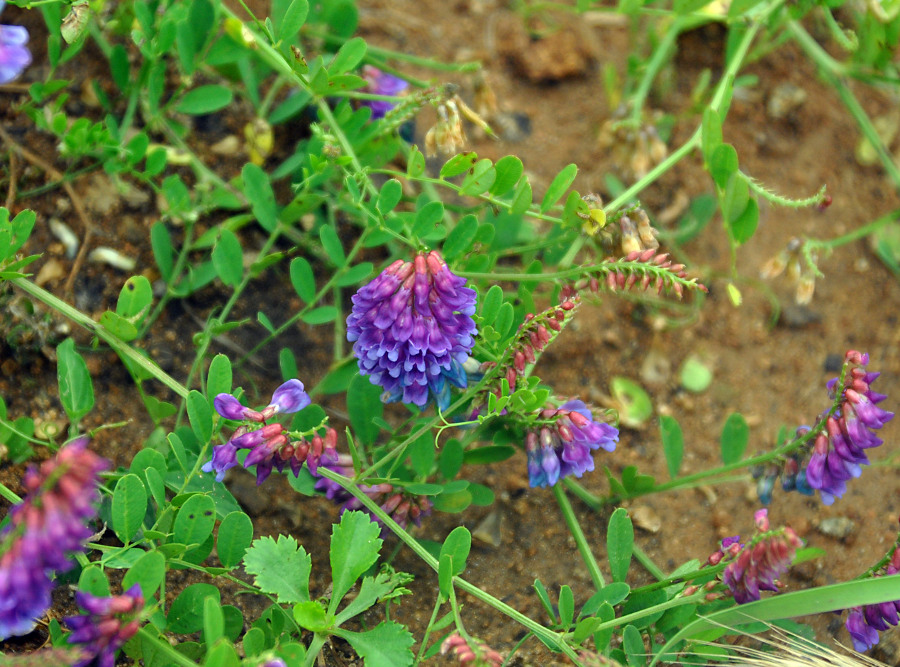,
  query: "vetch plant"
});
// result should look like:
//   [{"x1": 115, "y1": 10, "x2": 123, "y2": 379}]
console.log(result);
[{"x1": 1, "y1": 0, "x2": 900, "y2": 666}]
